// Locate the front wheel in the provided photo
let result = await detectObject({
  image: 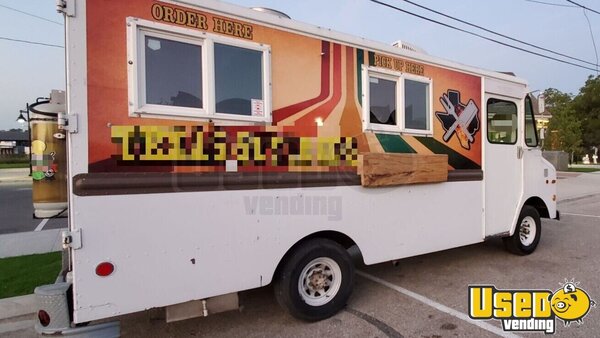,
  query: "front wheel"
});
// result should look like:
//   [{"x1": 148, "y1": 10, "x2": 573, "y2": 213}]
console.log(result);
[
  {"x1": 503, "y1": 205, "x2": 541, "y2": 255},
  {"x1": 274, "y1": 238, "x2": 354, "y2": 321}
]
